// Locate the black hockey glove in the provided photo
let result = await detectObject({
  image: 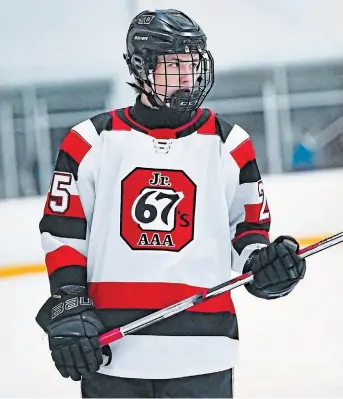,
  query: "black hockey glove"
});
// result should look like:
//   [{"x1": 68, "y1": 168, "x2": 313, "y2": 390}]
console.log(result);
[
  {"x1": 35, "y1": 285, "x2": 105, "y2": 381},
  {"x1": 245, "y1": 235, "x2": 306, "y2": 298}
]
